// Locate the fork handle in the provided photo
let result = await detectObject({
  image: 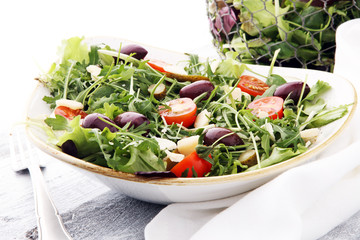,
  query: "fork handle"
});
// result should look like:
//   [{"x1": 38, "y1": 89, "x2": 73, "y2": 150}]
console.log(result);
[{"x1": 28, "y1": 164, "x2": 73, "y2": 240}]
